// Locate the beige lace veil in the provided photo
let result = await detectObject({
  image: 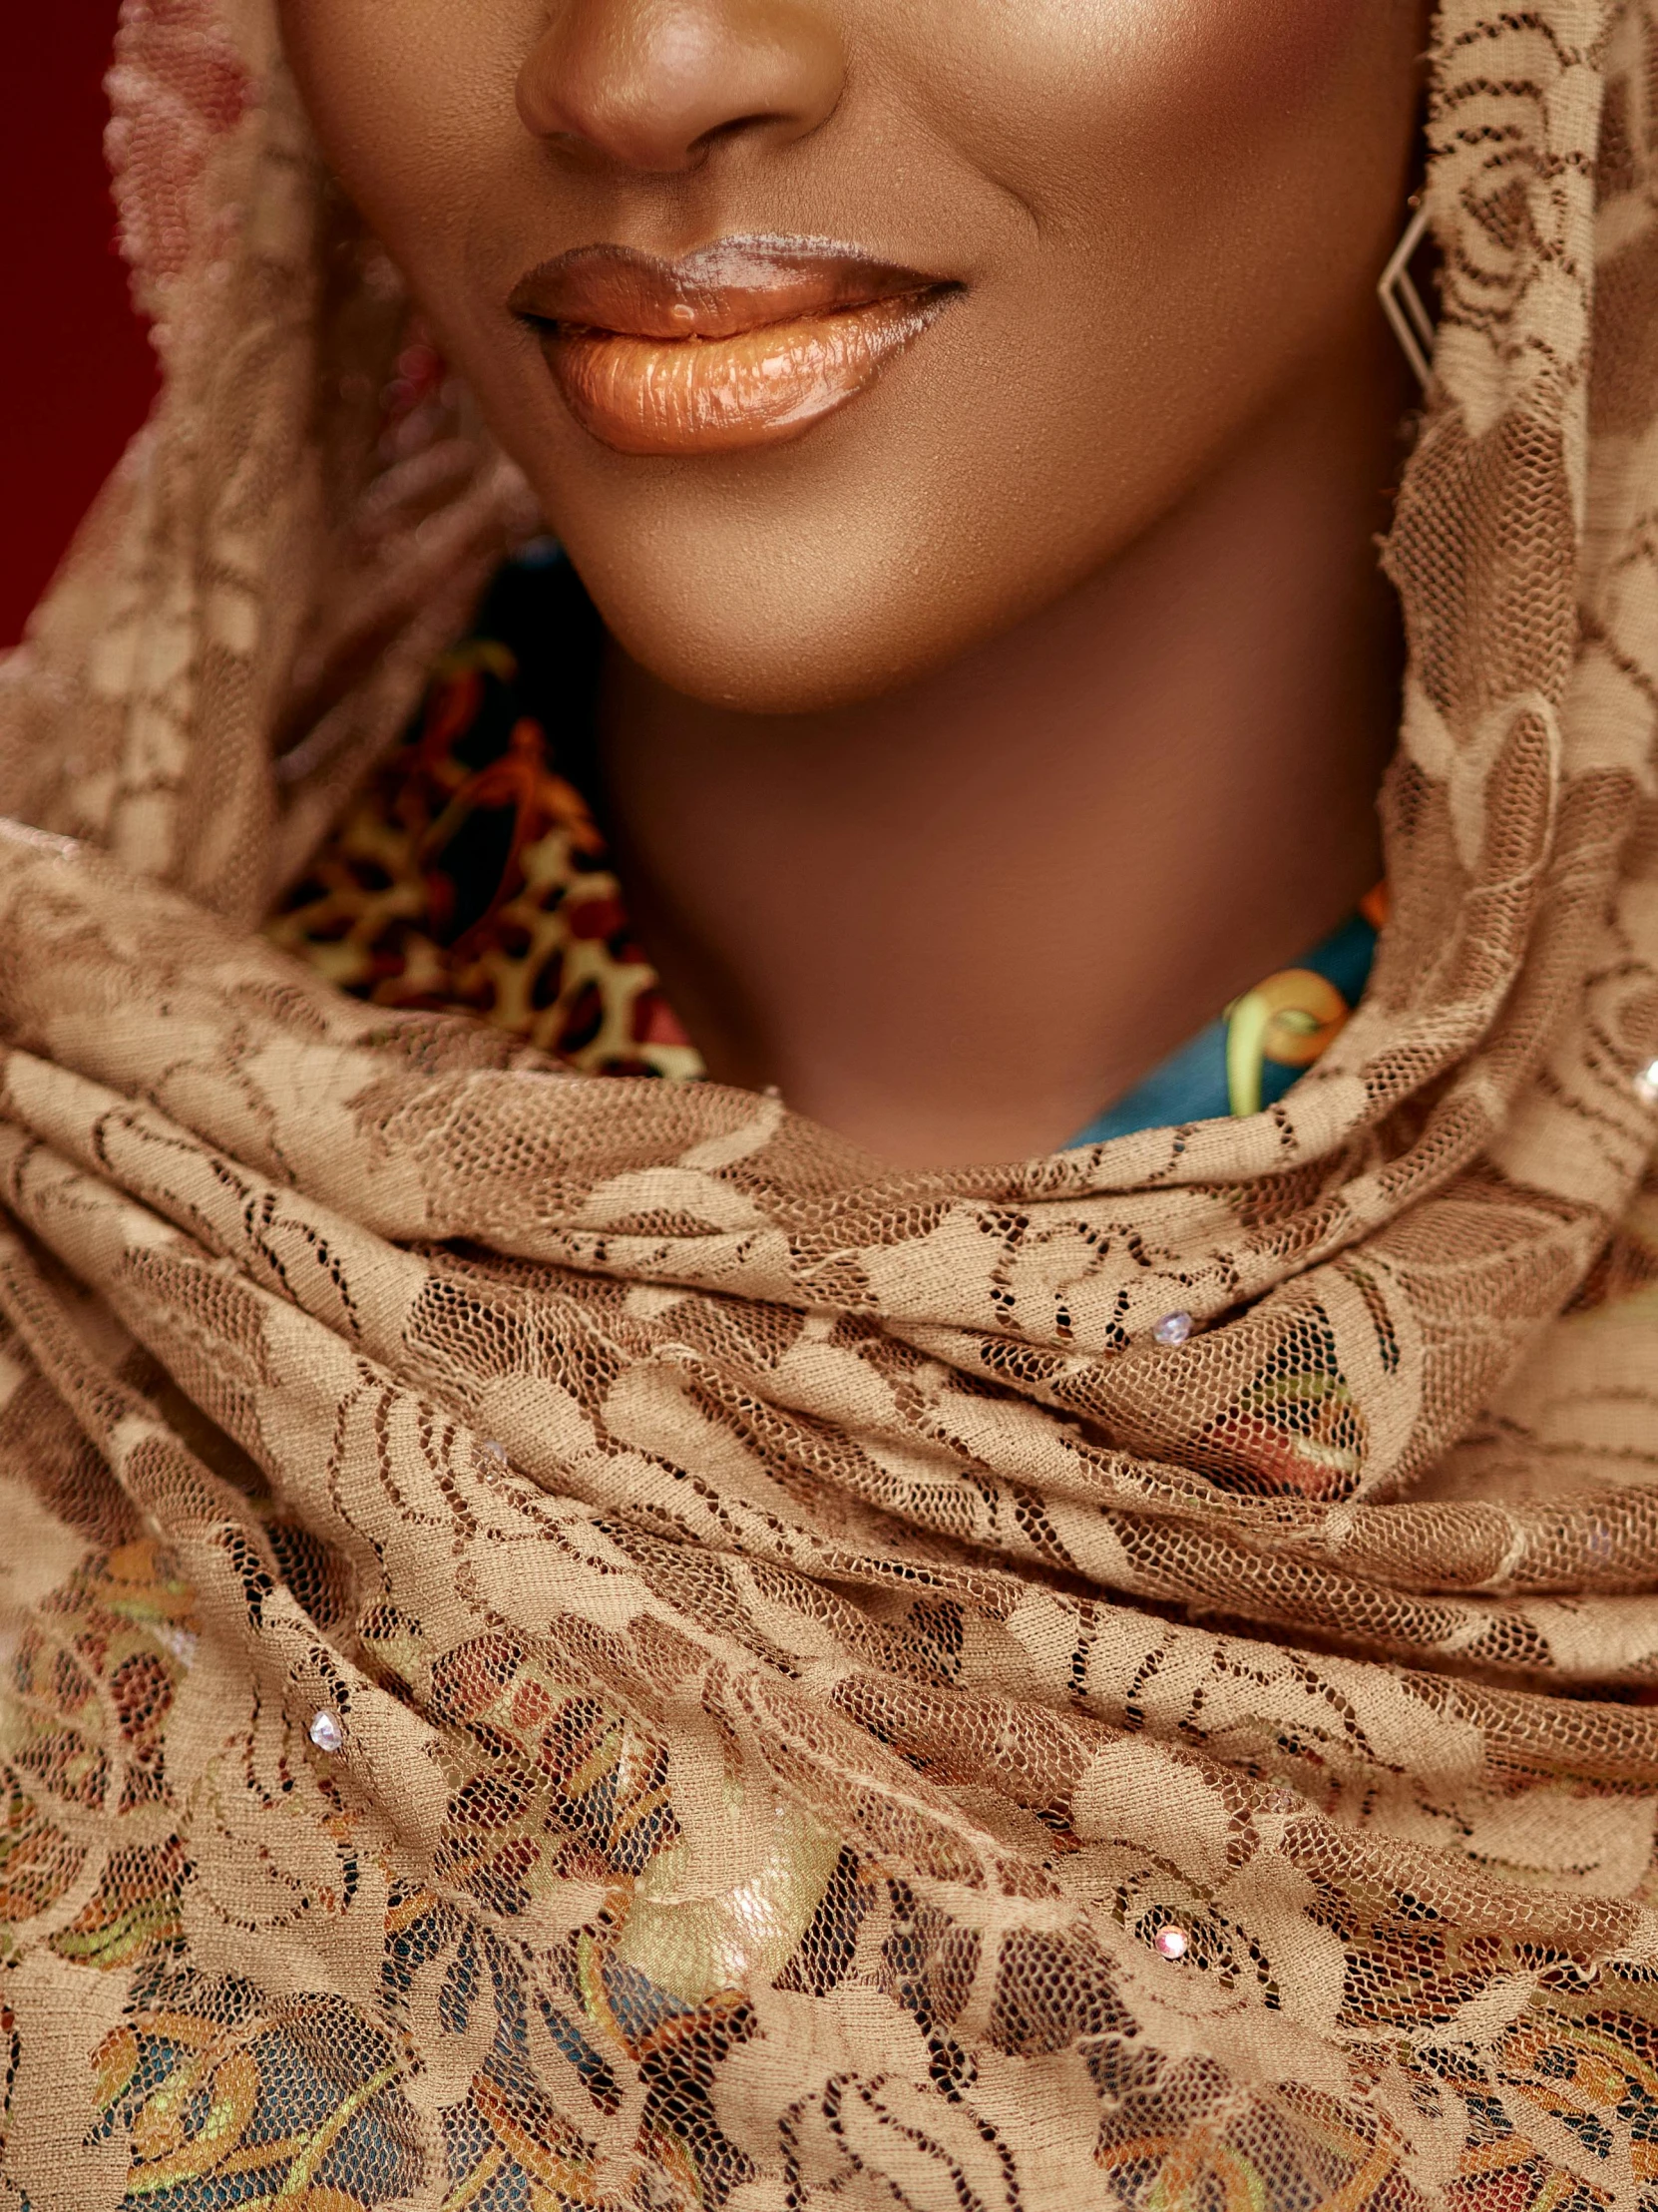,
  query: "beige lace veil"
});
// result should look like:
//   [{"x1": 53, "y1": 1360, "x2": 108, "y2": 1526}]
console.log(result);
[{"x1": 0, "y1": 3, "x2": 1656, "y2": 2205}]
